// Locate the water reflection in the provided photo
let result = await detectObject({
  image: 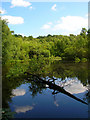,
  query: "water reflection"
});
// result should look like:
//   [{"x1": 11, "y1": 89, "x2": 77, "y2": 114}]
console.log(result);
[
  {"x1": 64, "y1": 79, "x2": 87, "y2": 94},
  {"x1": 26, "y1": 73, "x2": 88, "y2": 105},
  {"x1": 15, "y1": 105, "x2": 34, "y2": 113},
  {"x1": 12, "y1": 89, "x2": 26, "y2": 97},
  {"x1": 2, "y1": 61, "x2": 90, "y2": 118},
  {"x1": 45, "y1": 77, "x2": 88, "y2": 95},
  {"x1": 53, "y1": 96, "x2": 59, "y2": 107}
]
